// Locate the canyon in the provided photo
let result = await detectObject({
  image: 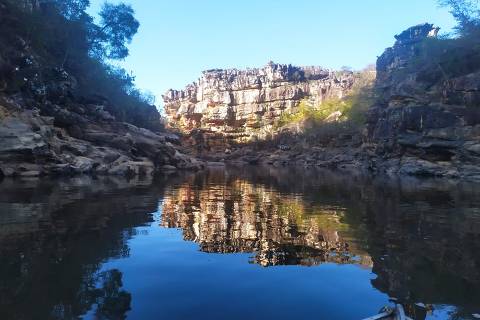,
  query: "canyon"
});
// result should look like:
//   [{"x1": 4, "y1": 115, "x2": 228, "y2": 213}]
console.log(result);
[
  {"x1": 164, "y1": 23, "x2": 480, "y2": 180},
  {"x1": 1, "y1": 3, "x2": 479, "y2": 181}
]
